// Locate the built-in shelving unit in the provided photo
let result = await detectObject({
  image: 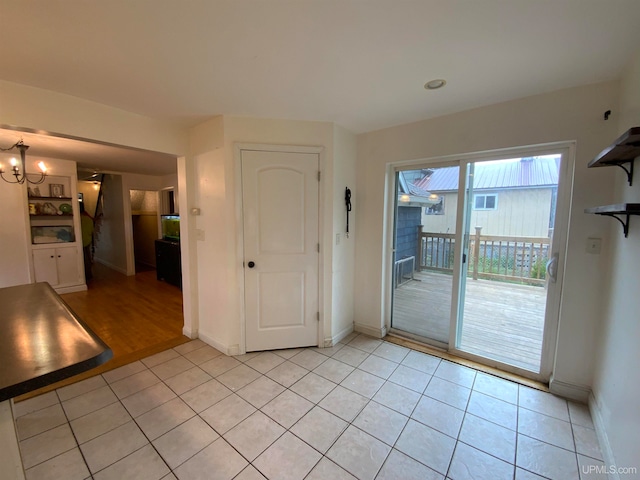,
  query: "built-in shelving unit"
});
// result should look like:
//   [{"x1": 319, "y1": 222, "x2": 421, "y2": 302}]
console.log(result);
[
  {"x1": 585, "y1": 127, "x2": 640, "y2": 237},
  {"x1": 23, "y1": 171, "x2": 85, "y2": 292},
  {"x1": 27, "y1": 176, "x2": 76, "y2": 244},
  {"x1": 587, "y1": 126, "x2": 640, "y2": 186}
]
